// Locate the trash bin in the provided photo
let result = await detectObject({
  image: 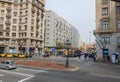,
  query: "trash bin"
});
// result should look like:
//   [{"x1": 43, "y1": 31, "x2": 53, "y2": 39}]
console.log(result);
[{"x1": 112, "y1": 53, "x2": 119, "y2": 64}]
